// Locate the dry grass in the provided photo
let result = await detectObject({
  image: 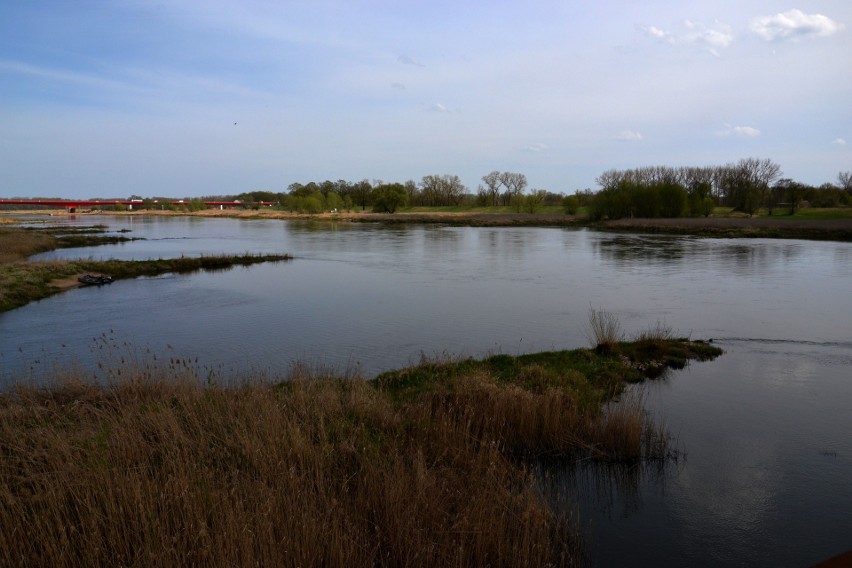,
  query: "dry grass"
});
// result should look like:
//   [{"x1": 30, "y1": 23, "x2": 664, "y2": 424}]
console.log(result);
[
  {"x1": 585, "y1": 308, "x2": 624, "y2": 352},
  {"x1": 0, "y1": 334, "x2": 720, "y2": 565},
  {"x1": 0, "y1": 225, "x2": 56, "y2": 263},
  {"x1": 0, "y1": 364, "x2": 578, "y2": 567}
]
